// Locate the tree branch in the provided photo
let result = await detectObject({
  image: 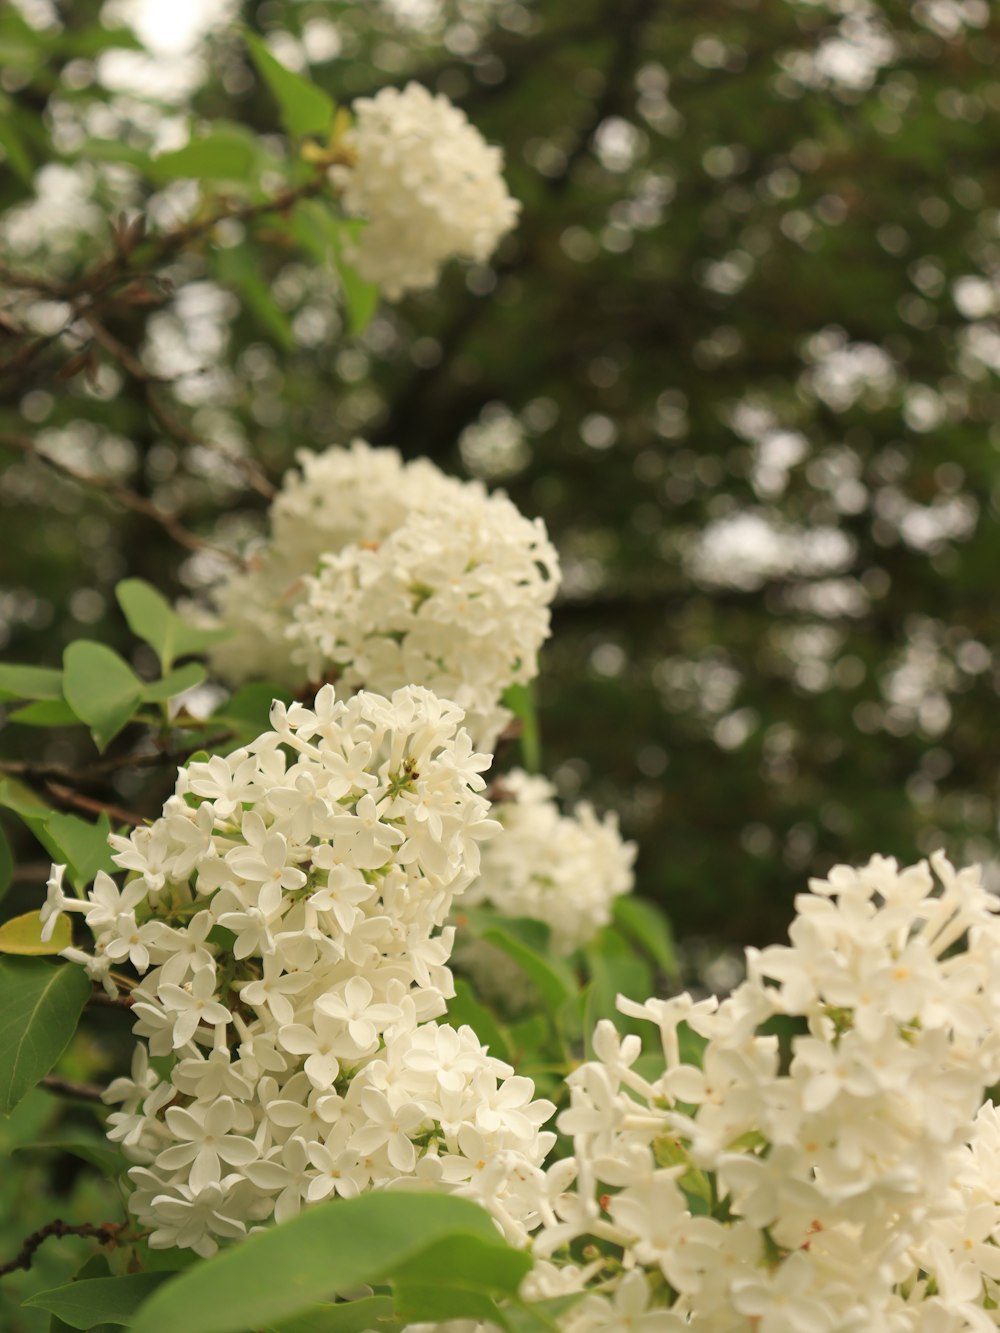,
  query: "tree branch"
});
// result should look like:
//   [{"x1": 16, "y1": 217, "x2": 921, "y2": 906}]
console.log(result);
[
  {"x1": 0, "y1": 1219, "x2": 122, "y2": 1278},
  {"x1": 38, "y1": 1074, "x2": 108, "y2": 1104},
  {"x1": 0, "y1": 431, "x2": 241, "y2": 564}
]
